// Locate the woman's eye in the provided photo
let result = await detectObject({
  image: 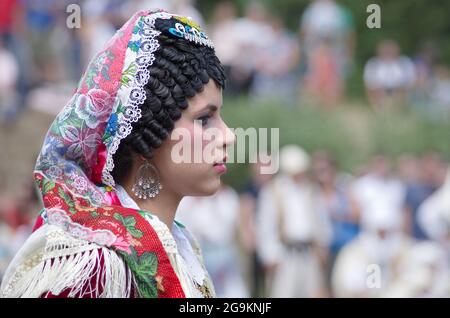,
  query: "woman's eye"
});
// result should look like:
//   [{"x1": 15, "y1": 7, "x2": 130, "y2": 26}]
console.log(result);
[{"x1": 197, "y1": 115, "x2": 211, "y2": 126}]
